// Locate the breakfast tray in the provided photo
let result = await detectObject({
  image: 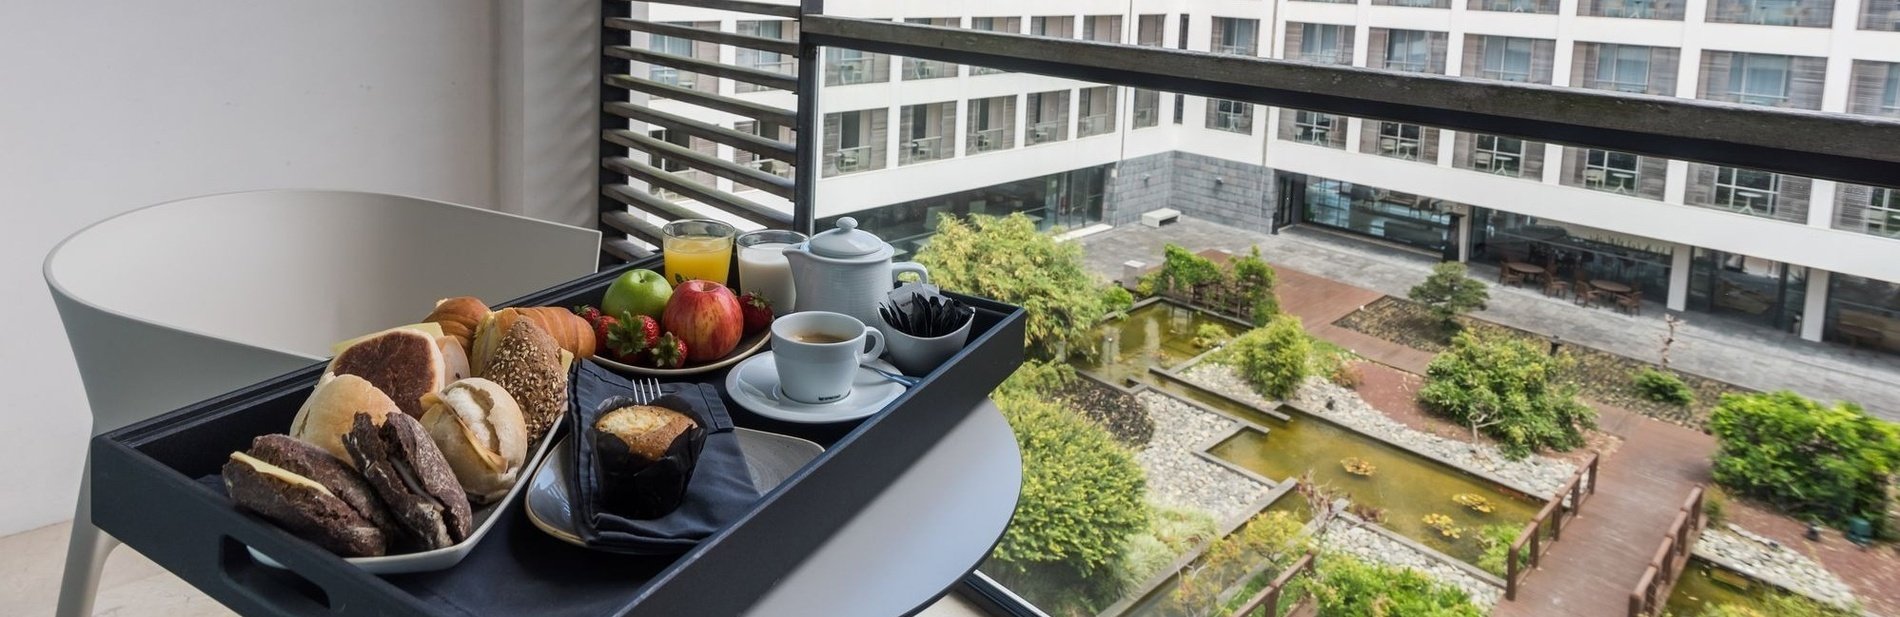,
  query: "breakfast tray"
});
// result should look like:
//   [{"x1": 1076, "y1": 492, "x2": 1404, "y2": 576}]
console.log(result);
[{"x1": 89, "y1": 259, "x2": 1026, "y2": 617}]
